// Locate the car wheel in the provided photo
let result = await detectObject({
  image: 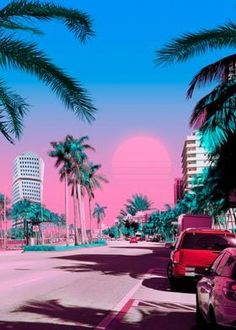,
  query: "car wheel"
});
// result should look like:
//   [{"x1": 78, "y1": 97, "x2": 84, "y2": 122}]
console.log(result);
[
  {"x1": 167, "y1": 261, "x2": 179, "y2": 290},
  {"x1": 196, "y1": 295, "x2": 205, "y2": 326}
]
